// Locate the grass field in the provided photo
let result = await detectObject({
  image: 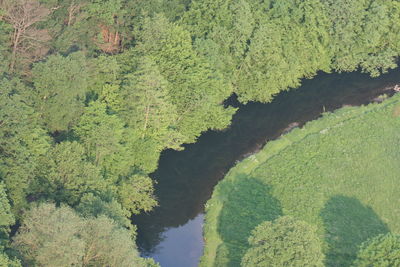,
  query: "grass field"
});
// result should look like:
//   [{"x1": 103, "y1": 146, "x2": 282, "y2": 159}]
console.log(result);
[{"x1": 200, "y1": 93, "x2": 400, "y2": 267}]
